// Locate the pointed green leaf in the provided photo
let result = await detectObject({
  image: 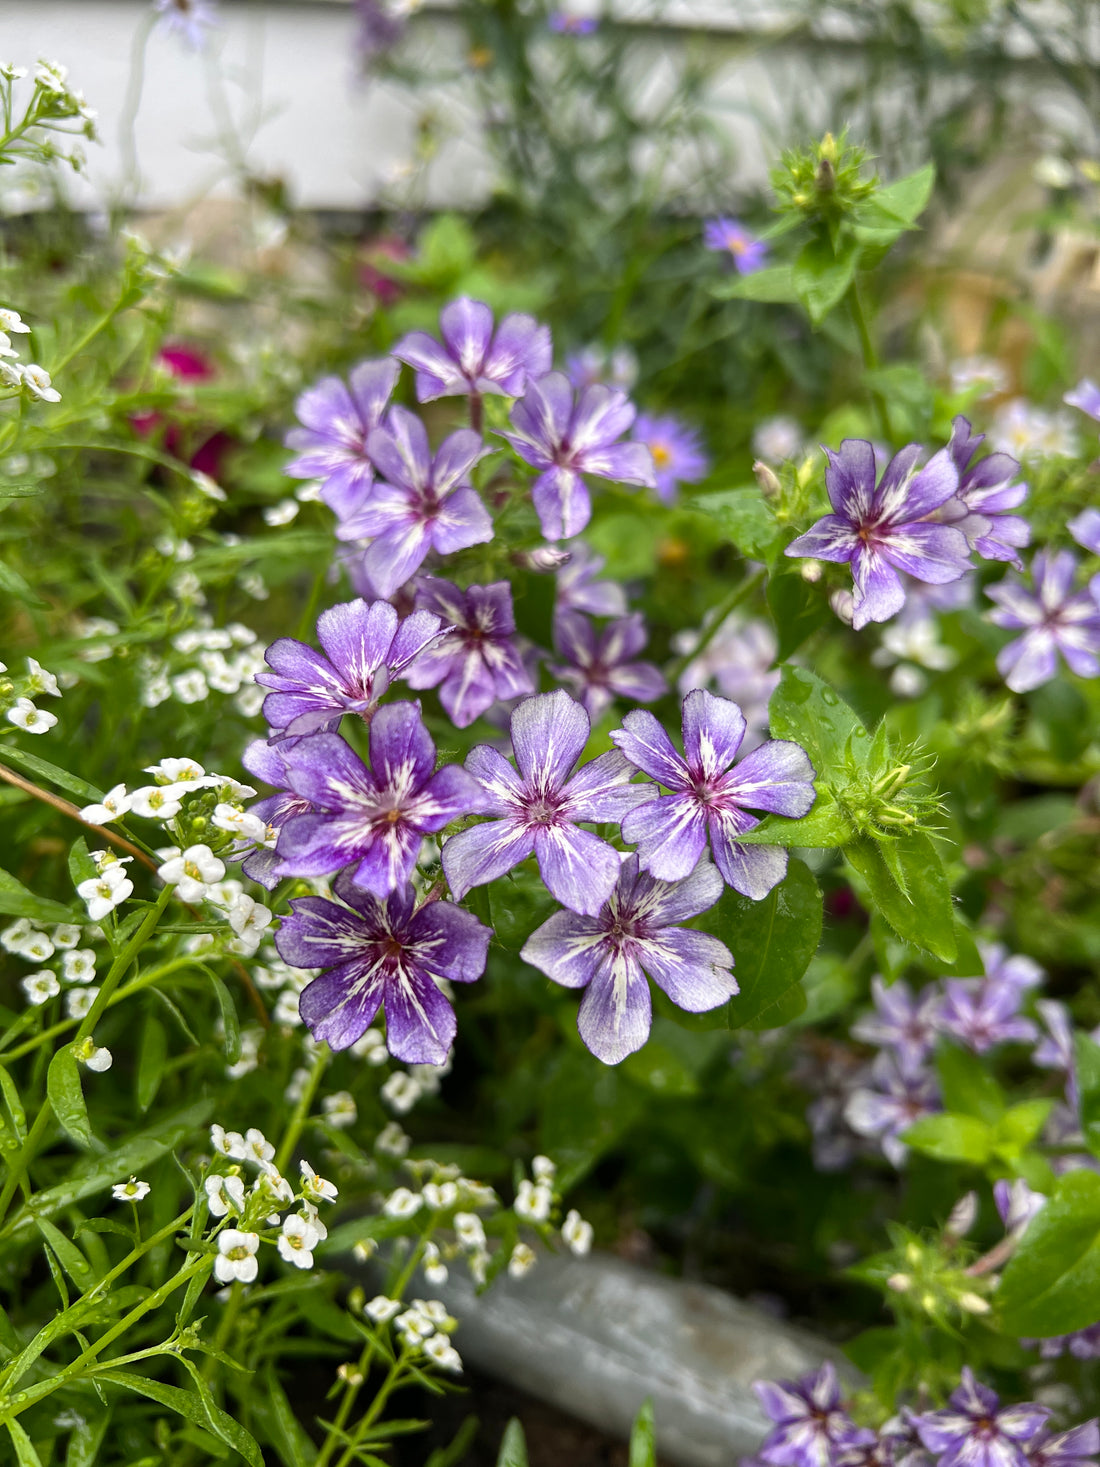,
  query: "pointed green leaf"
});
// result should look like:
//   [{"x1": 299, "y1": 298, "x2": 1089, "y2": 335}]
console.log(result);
[
  {"x1": 792, "y1": 234, "x2": 861, "y2": 325},
  {"x1": 844, "y1": 834, "x2": 957, "y2": 963},
  {"x1": 767, "y1": 666, "x2": 872, "y2": 778},
  {"x1": 135, "y1": 1014, "x2": 168, "y2": 1113},
  {"x1": 711, "y1": 265, "x2": 796, "y2": 303},
  {"x1": 496, "y1": 1419, "x2": 529, "y2": 1467},
  {"x1": 98, "y1": 1368, "x2": 264, "y2": 1467},
  {"x1": 629, "y1": 1399, "x2": 657, "y2": 1467},
  {"x1": 47, "y1": 1047, "x2": 92, "y2": 1149},
  {"x1": 0, "y1": 868, "x2": 77, "y2": 924},
  {"x1": 998, "y1": 1170, "x2": 1100, "y2": 1337},
  {"x1": 901, "y1": 1113, "x2": 991, "y2": 1164}
]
